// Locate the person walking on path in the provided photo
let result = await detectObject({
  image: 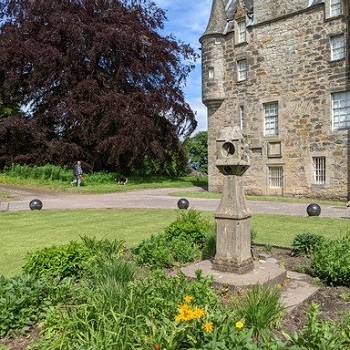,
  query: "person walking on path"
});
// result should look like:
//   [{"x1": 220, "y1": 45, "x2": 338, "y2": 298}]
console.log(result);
[{"x1": 71, "y1": 161, "x2": 83, "y2": 187}]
